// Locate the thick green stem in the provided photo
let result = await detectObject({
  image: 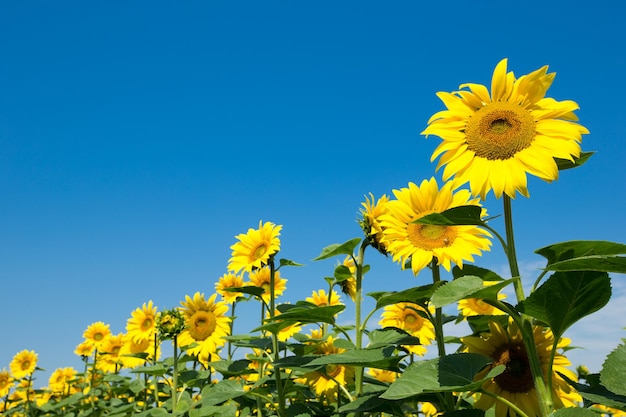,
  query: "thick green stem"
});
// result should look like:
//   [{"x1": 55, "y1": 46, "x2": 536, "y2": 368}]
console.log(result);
[
  {"x1": 354, "y1": 239, "x2": 368, "y2": 398},
  {"x1": 269, "y1": 259, "x2": 286, "y2": 417},
  {"x1": 502, "y1": 195, "x2": 553, "y2": 417},
  {"x1": 172, "y1": 337, "x2": 178, "y2": 413}
]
